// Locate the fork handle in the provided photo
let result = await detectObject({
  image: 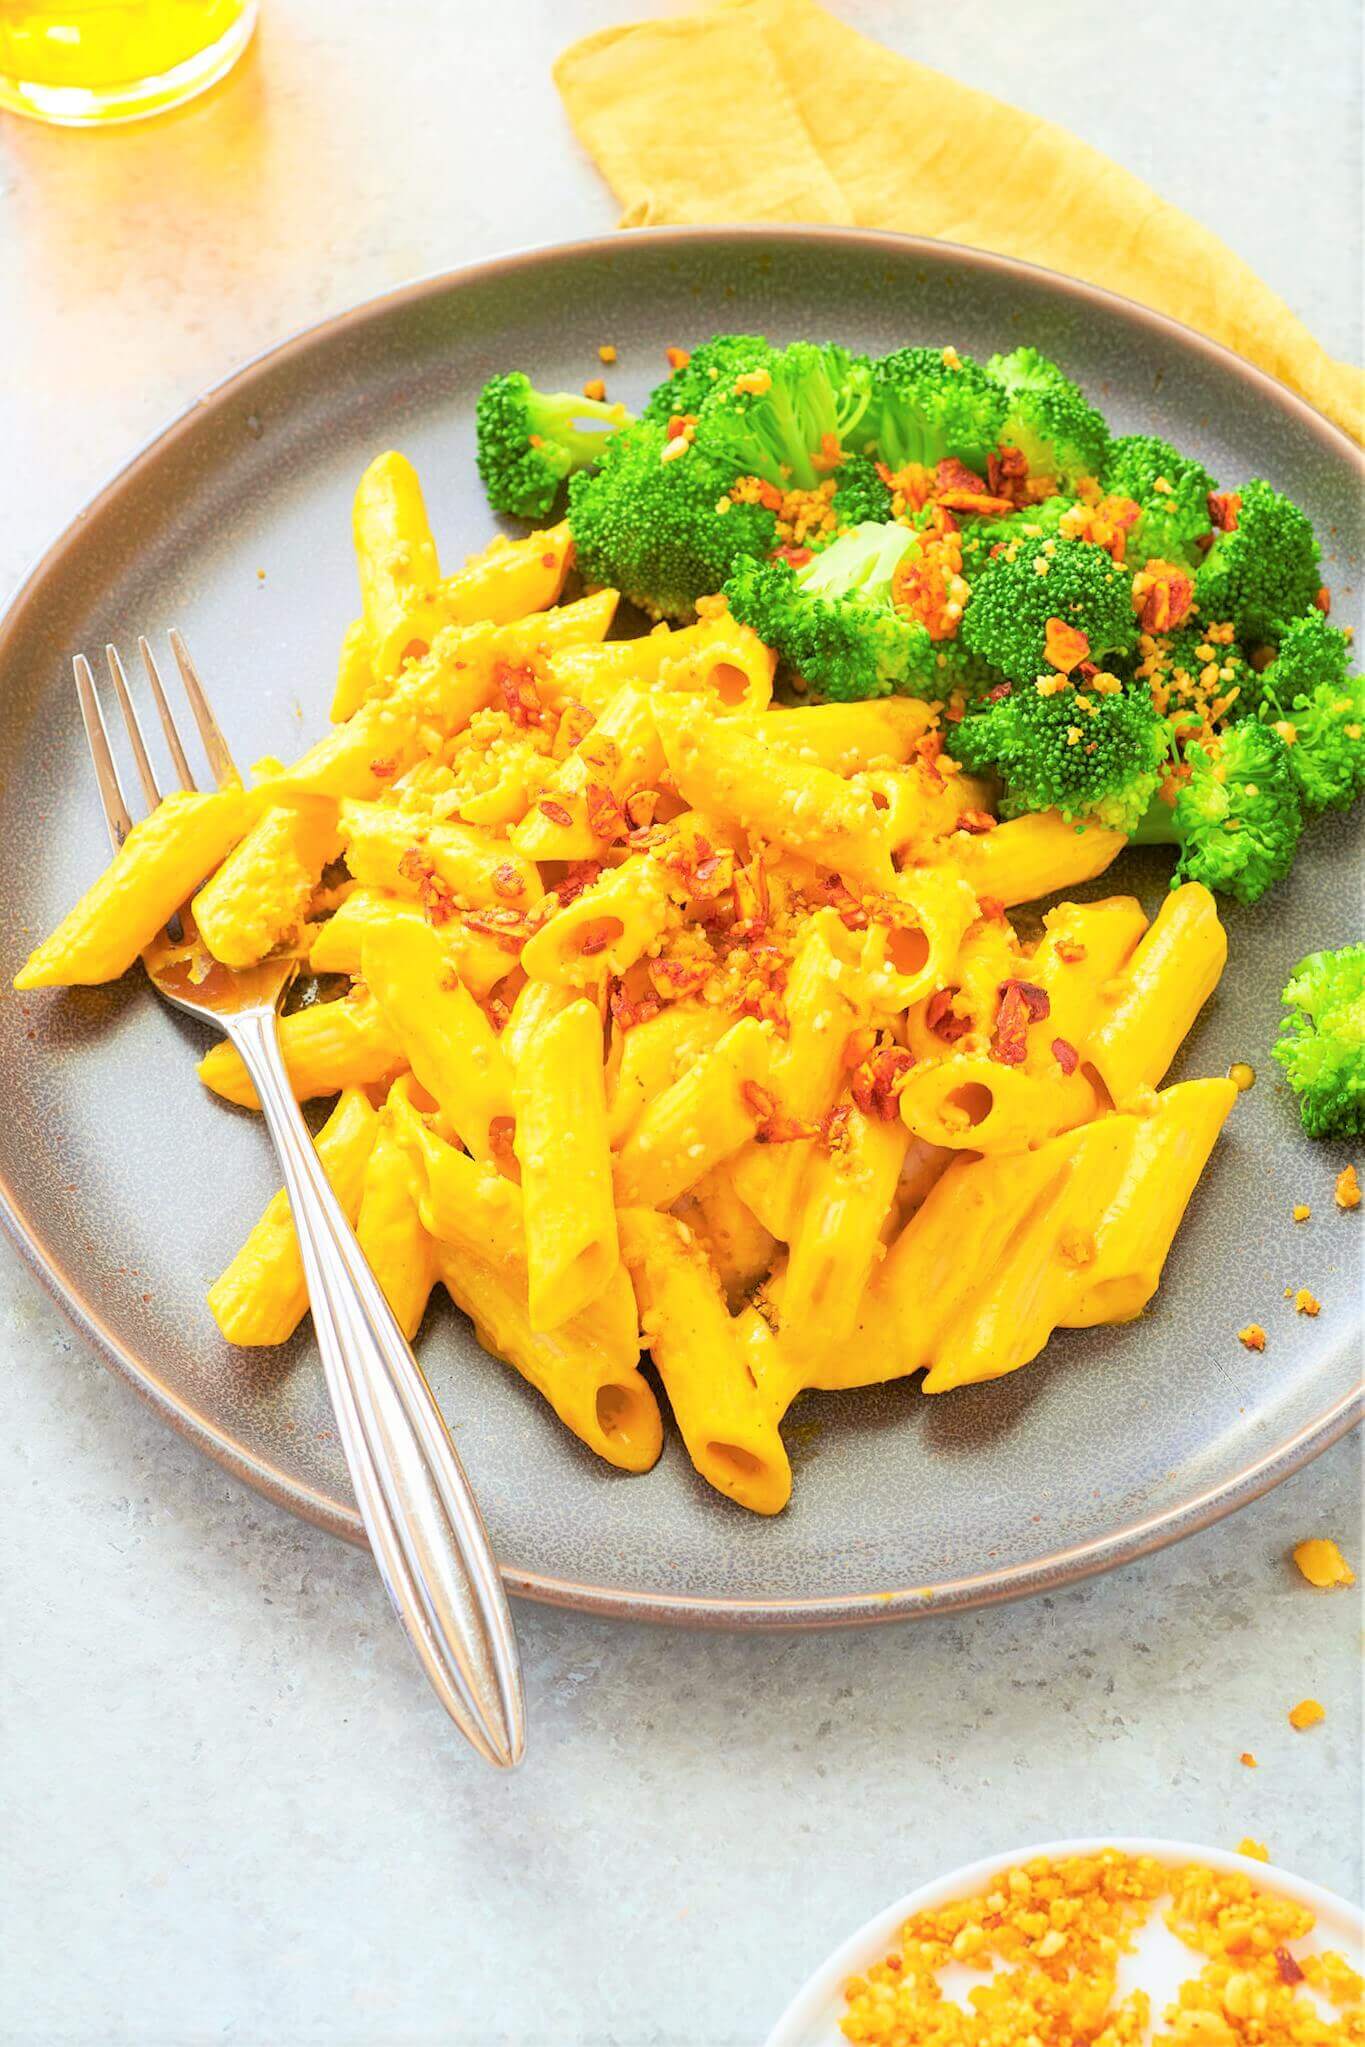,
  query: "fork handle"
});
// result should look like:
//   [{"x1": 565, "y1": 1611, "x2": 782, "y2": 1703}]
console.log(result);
[{"x1": 226, "y1": 1009, "x2": 525, "y2": 1768}]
